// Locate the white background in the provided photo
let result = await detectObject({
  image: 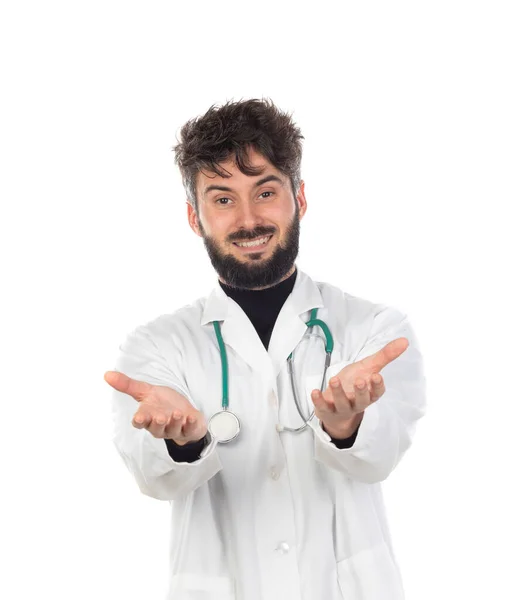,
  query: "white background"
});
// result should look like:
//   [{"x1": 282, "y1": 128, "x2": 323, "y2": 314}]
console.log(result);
[{"x1": 1, "y1": 1, "x2": 513, "y2": 598}]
